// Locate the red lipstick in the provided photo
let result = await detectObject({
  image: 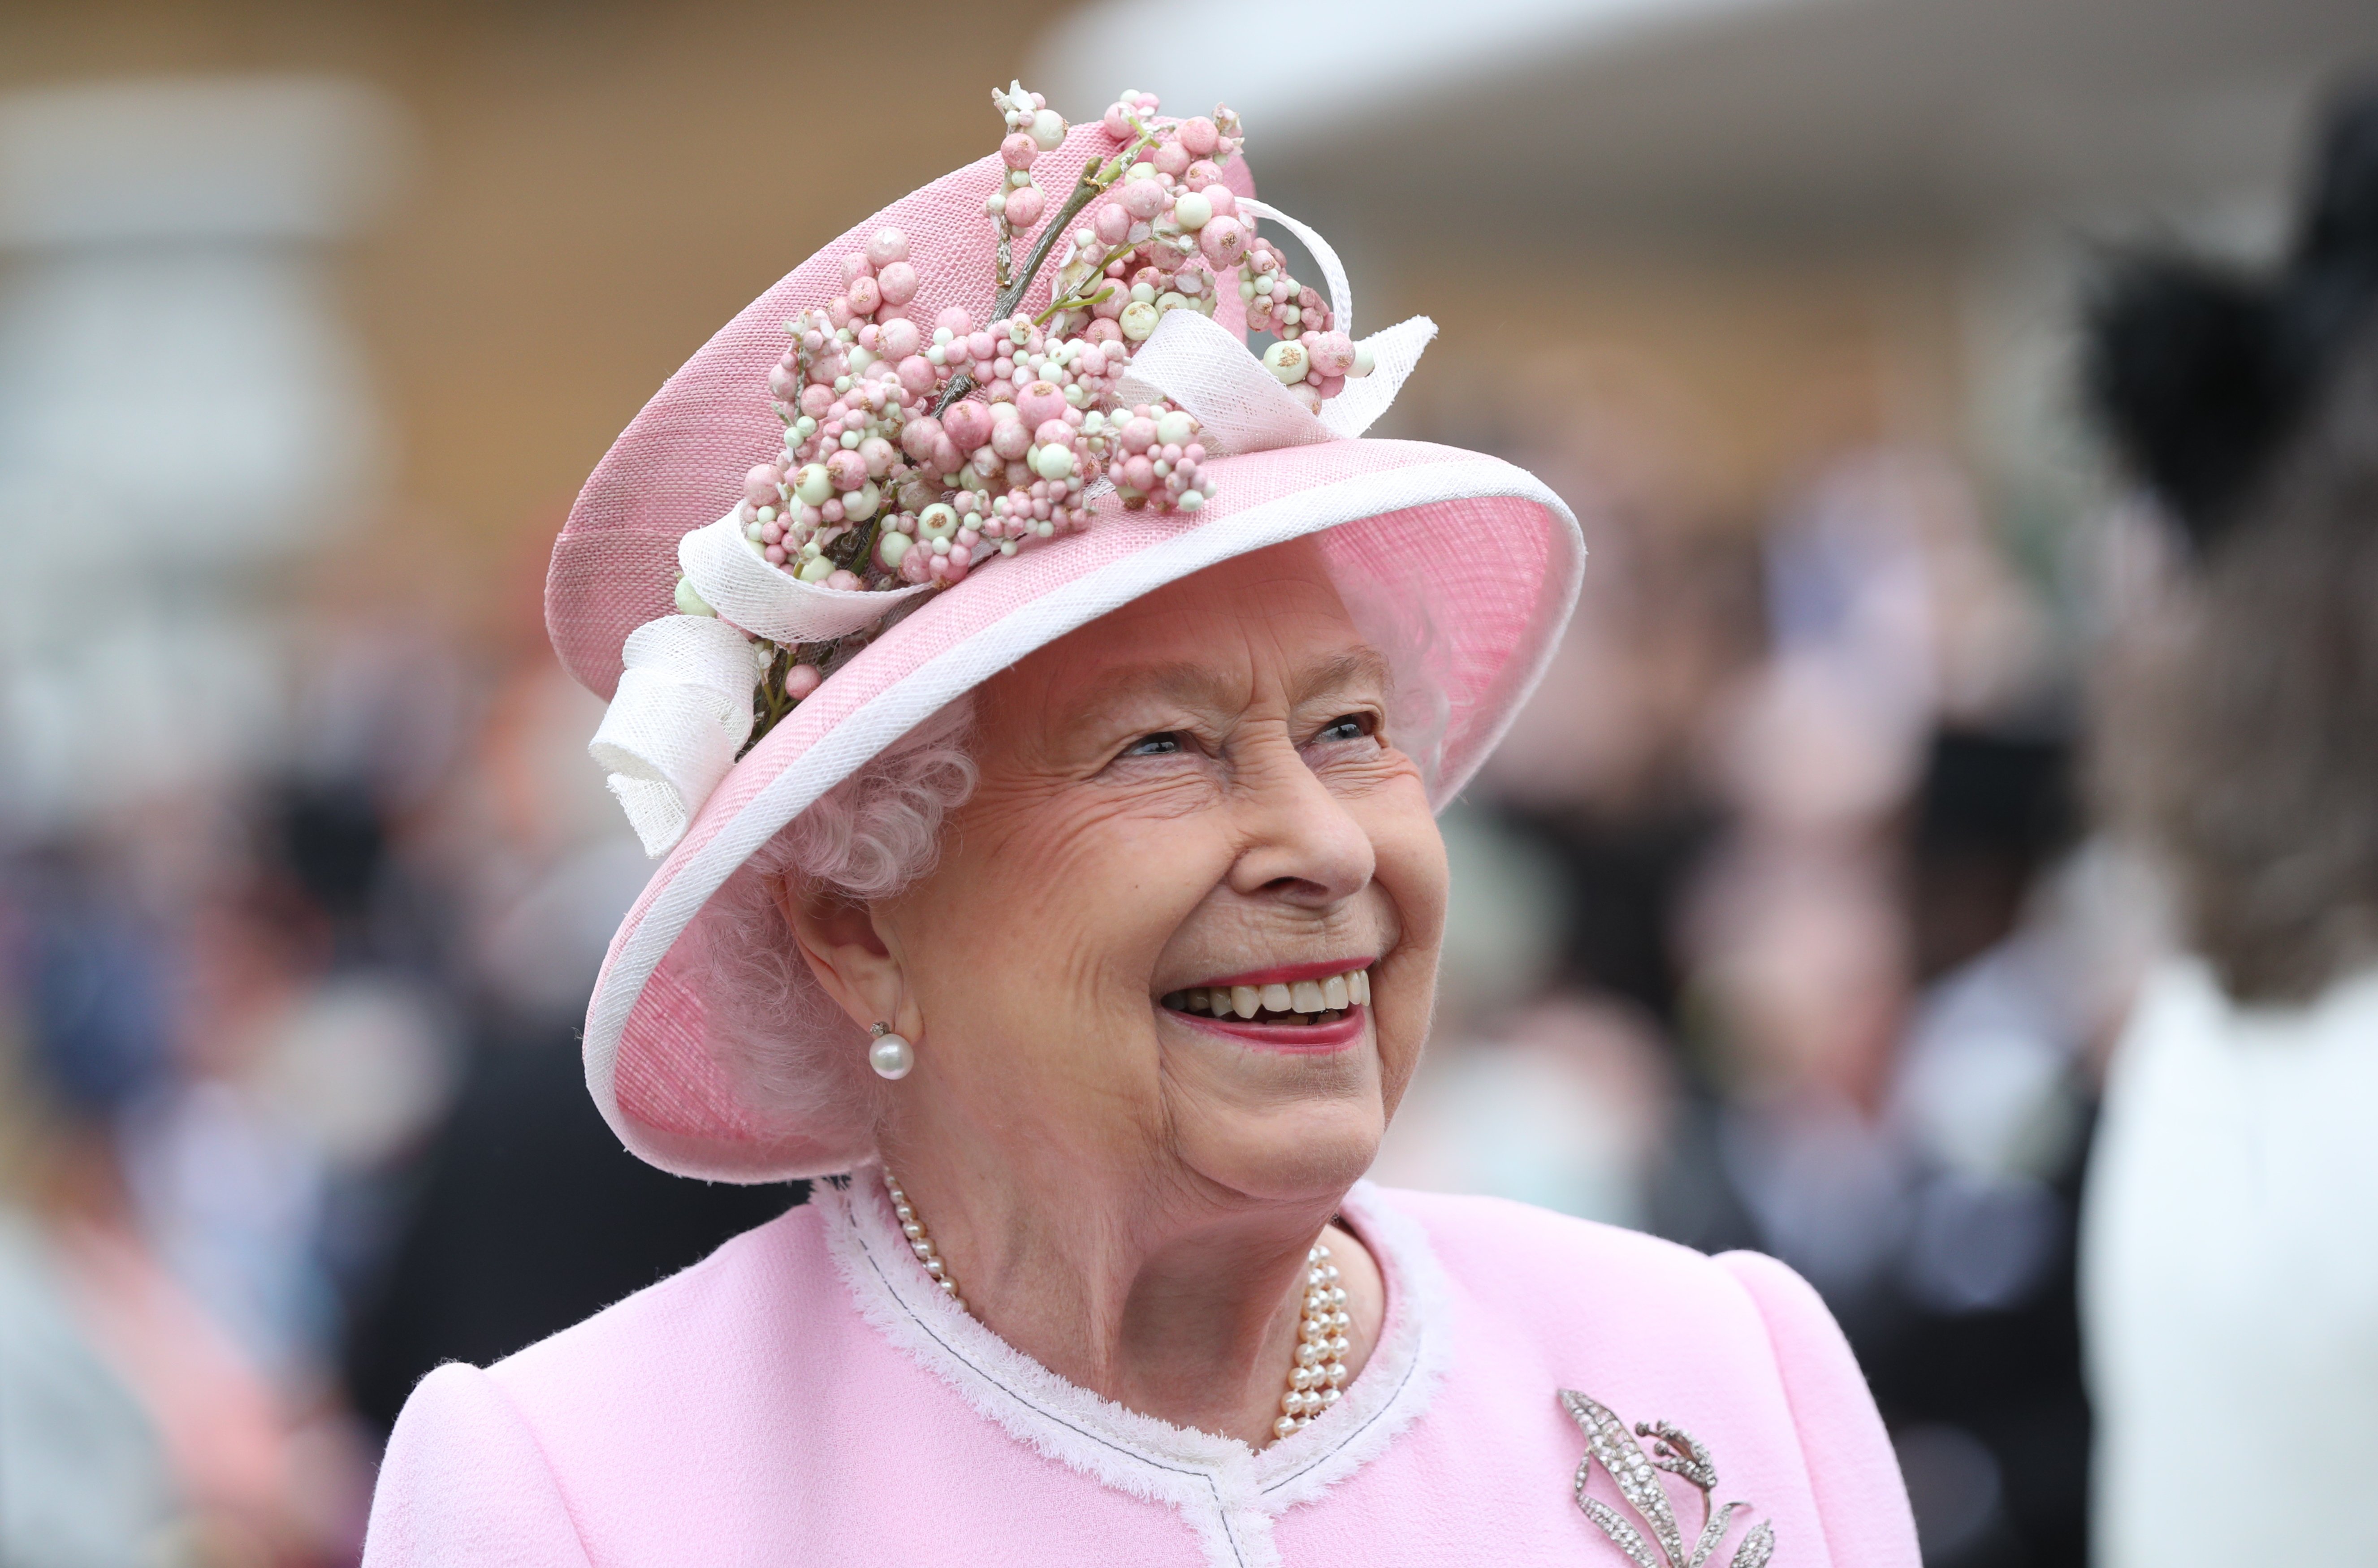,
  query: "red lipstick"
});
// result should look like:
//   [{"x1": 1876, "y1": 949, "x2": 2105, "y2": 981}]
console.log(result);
[{"x1": 1167, "y1": 1007, "x2": 1366, "y2": 1054}]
